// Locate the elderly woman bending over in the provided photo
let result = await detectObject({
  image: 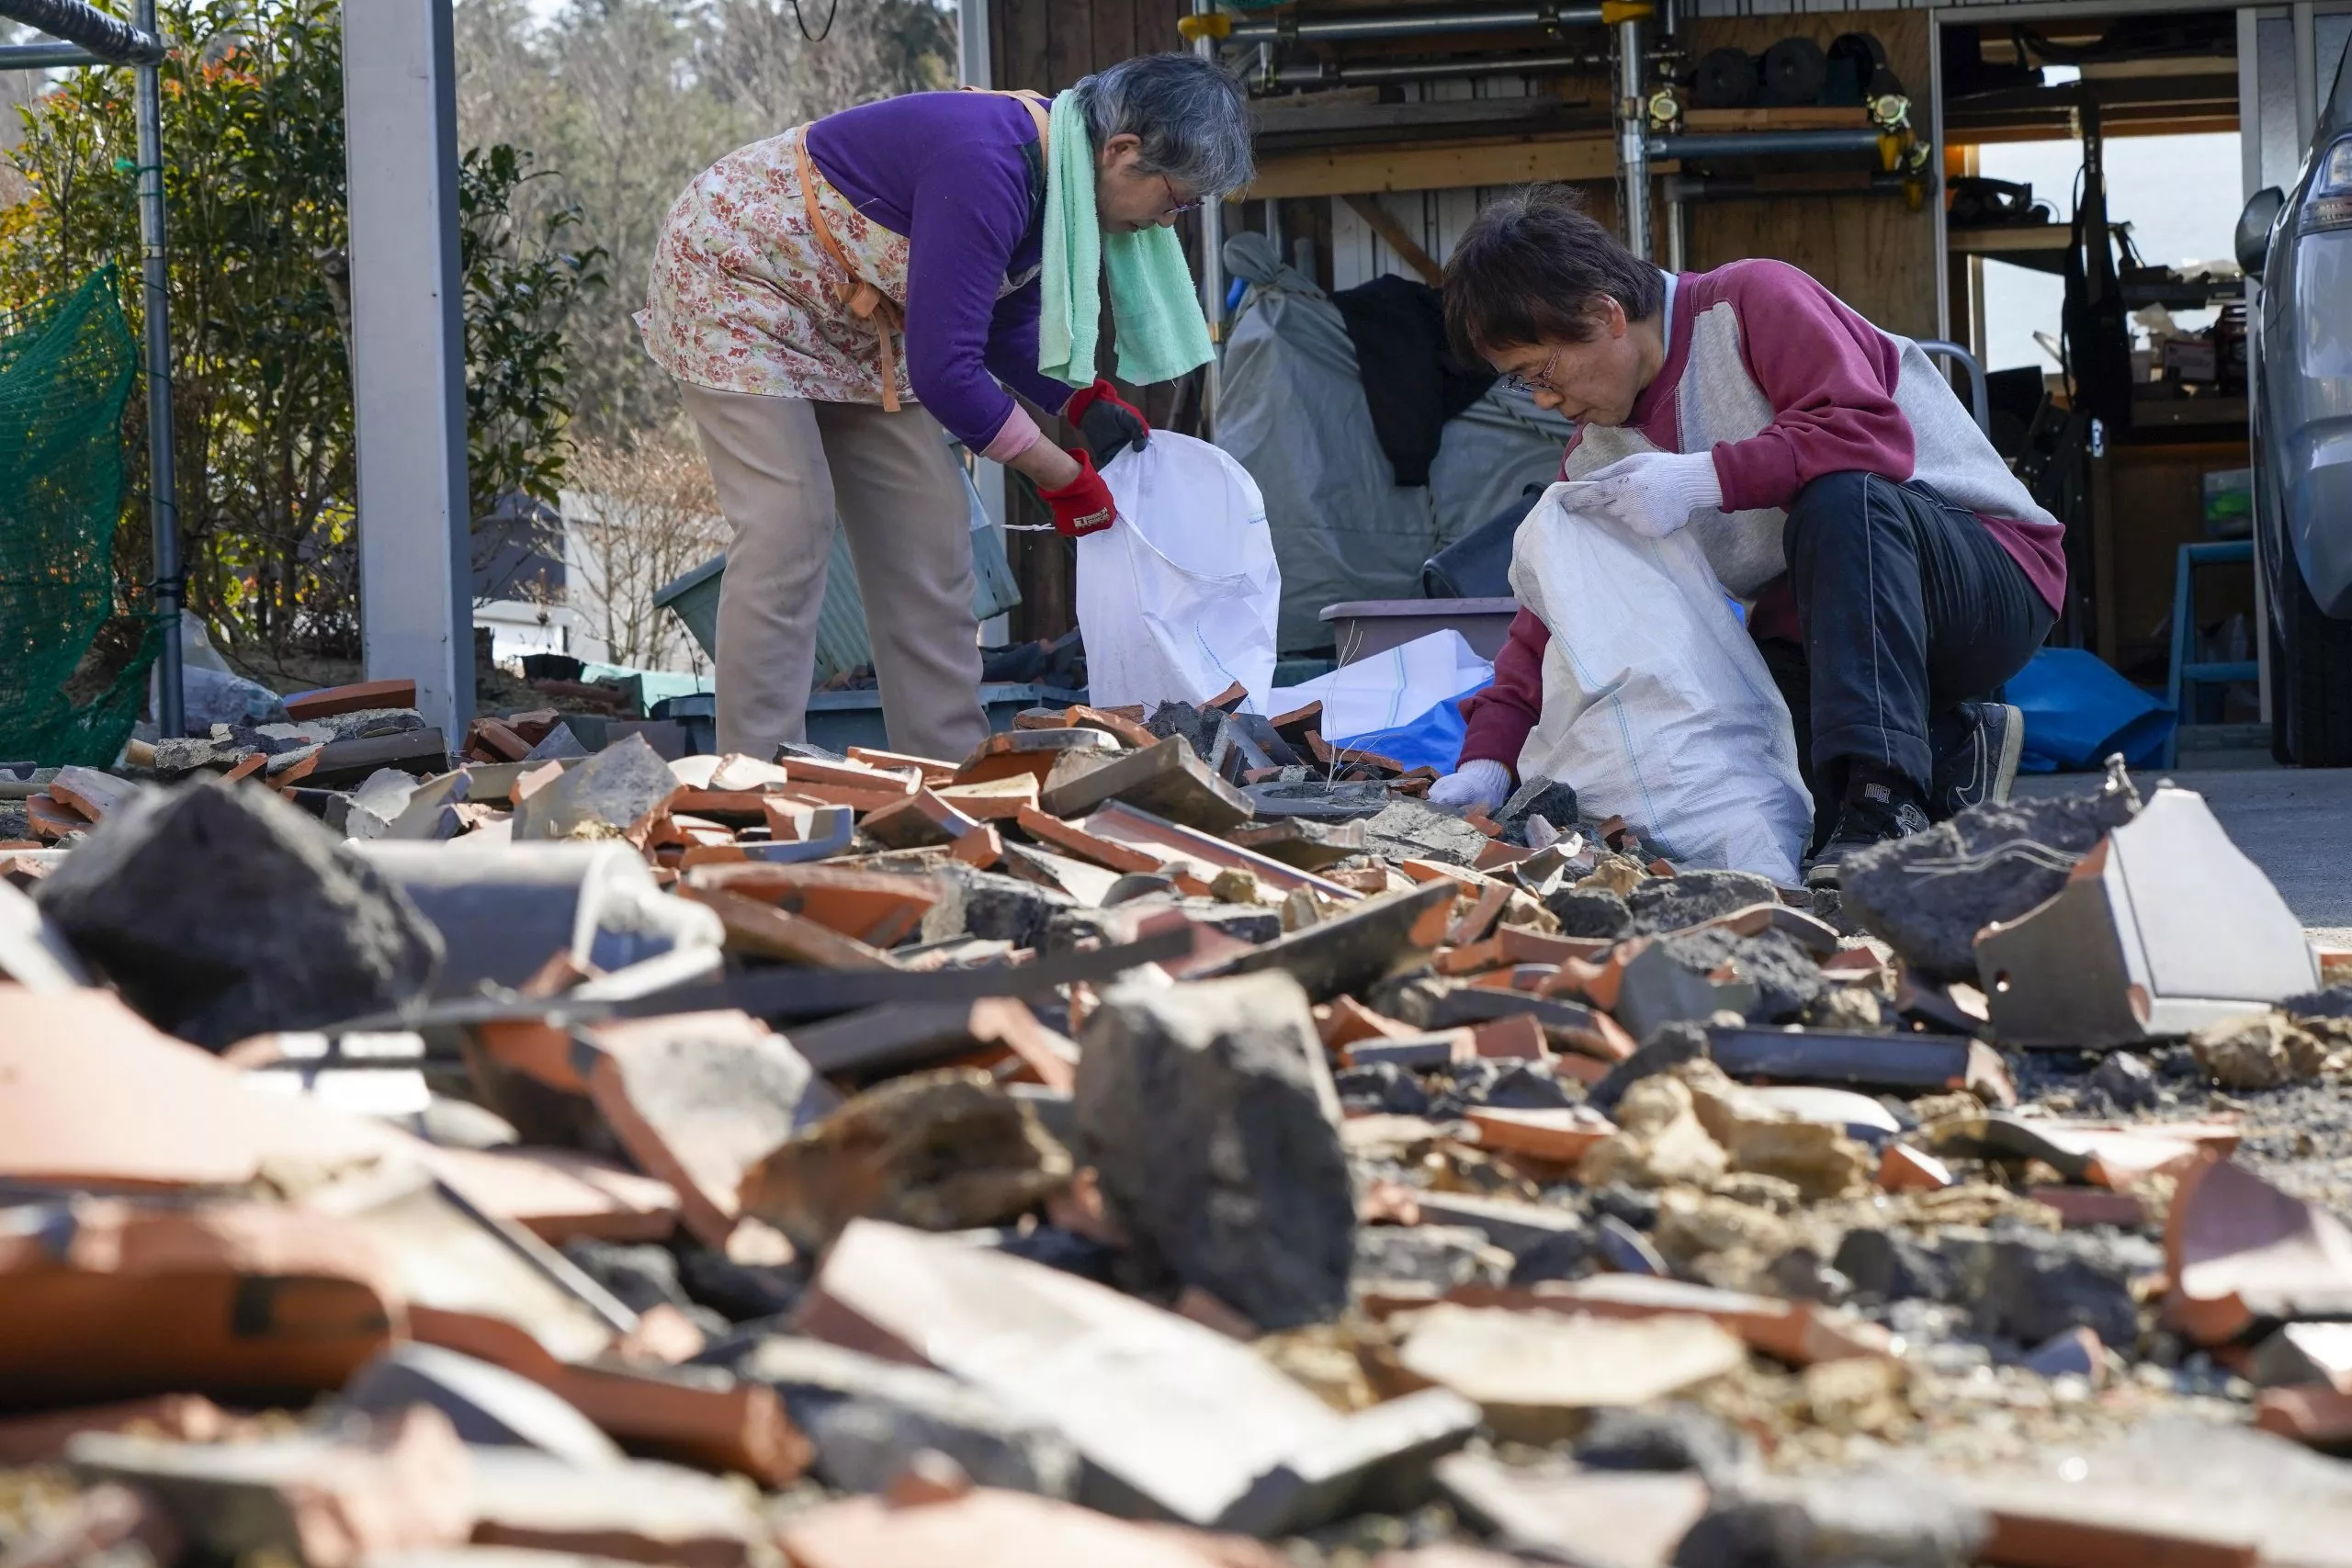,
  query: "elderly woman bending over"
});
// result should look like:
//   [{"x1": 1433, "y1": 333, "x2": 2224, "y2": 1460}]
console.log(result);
[{"x1": 641, "y1": 52, "x2": 1252, "y2": 761}]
